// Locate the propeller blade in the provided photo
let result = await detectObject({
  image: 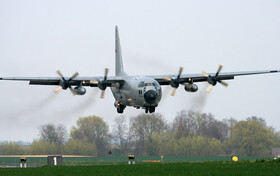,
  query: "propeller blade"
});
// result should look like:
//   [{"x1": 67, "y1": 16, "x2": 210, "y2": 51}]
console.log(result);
[
  {"x1": 218, "y1": 80, "x2": 229, "y2": 87},
  {"x1": 201, "y1": 71, "x2": 209, "y2": 77},
  {"x1": 177, "y1": 67, "x2": 183, "y2": 79},
  {"x1": 104, "y1": 68, "x2": 109, "y2": 81},
  {"x1": 215, "y1": 64, "x2": 223, "y2": 77},
  {"x1": 54, "y1": 86, "x2": 62, "y2": 93},
  {"x1": 171, "y1": 88, "x2": 177, "y2": 96},
  {"x1": 56, "y1": 70, "x2": 65, "y2": 80},
  {"x1": 100, "y1": 90, "x2": 105, "y2": 99},
  {"x1": 69, "y1": 72, "x2": 79, "y2": 81},
  {"x1": 163, "y1": 75, "x2": 172, "y2": 81},
  {"x1": 206, "y1": 85, "x2": 213, "y2": 93},
  {"x1": 202, "y1": 65, "x2": 227, "y2": 92}
]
